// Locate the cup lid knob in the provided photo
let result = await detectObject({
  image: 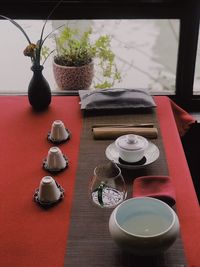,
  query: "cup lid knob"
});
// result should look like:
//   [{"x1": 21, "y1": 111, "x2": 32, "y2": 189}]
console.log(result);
[{"x1": 126, "y1": 134, "x2": 138, "y2": 144}]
